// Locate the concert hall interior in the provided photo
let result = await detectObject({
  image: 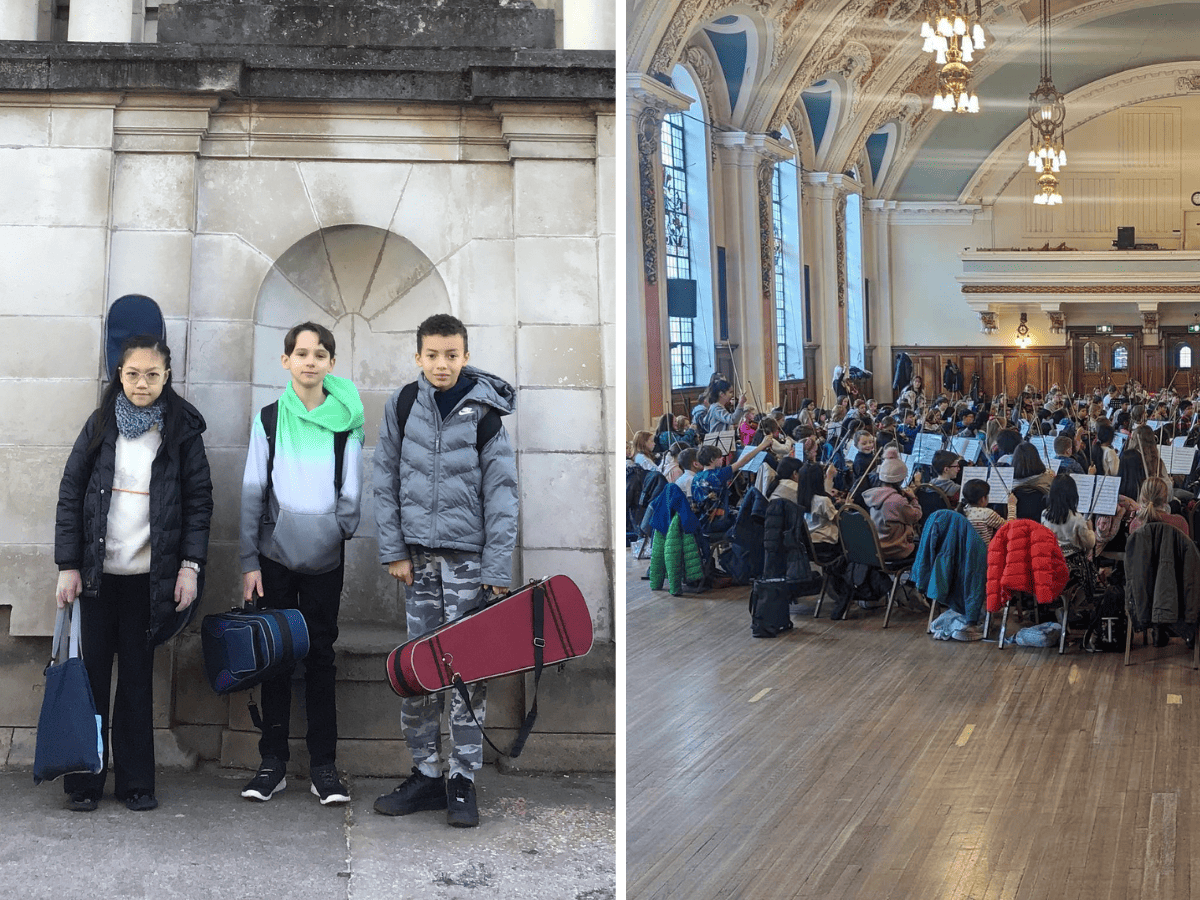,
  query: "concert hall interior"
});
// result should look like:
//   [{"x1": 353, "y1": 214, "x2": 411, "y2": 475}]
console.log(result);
[{"x1": 626, "y1": 1, "x2": 1200, "y2": 897}]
